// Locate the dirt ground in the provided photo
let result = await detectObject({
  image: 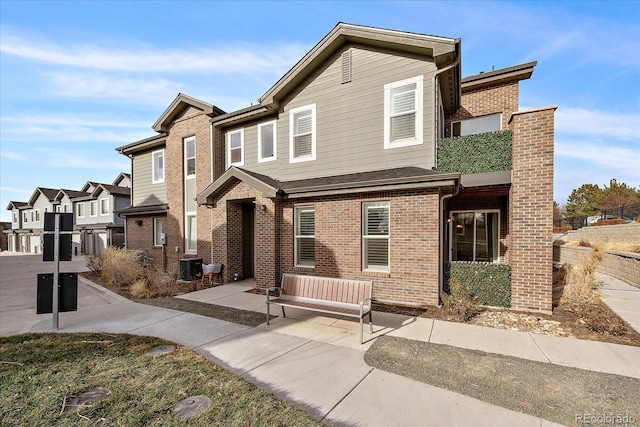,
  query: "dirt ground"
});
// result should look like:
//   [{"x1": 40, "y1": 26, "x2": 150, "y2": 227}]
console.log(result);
[
  {"x1": 366, "y1": 336, "x2": 640, "y2": 427},
  {"x1": 81, "y1": 272, "x2": 640, "y2": 347}
]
